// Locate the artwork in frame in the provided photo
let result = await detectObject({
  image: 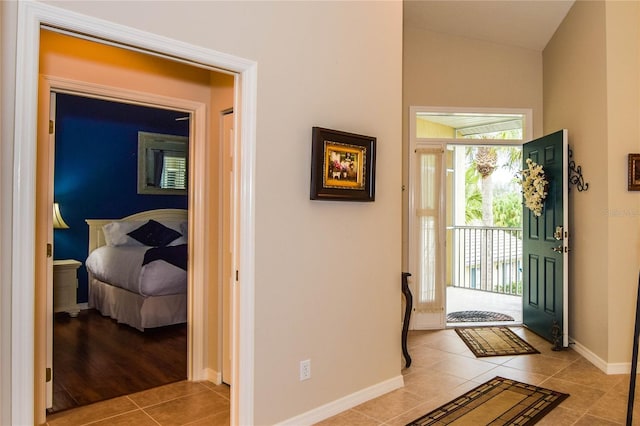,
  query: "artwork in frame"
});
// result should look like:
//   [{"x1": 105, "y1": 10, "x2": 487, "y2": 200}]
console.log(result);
[
  {"x1": 310, "y1": 127, "x2": 376, "y2": 201},
  {"x1": 629, "y1": 153, "x2": 640, "y2": 191}
]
